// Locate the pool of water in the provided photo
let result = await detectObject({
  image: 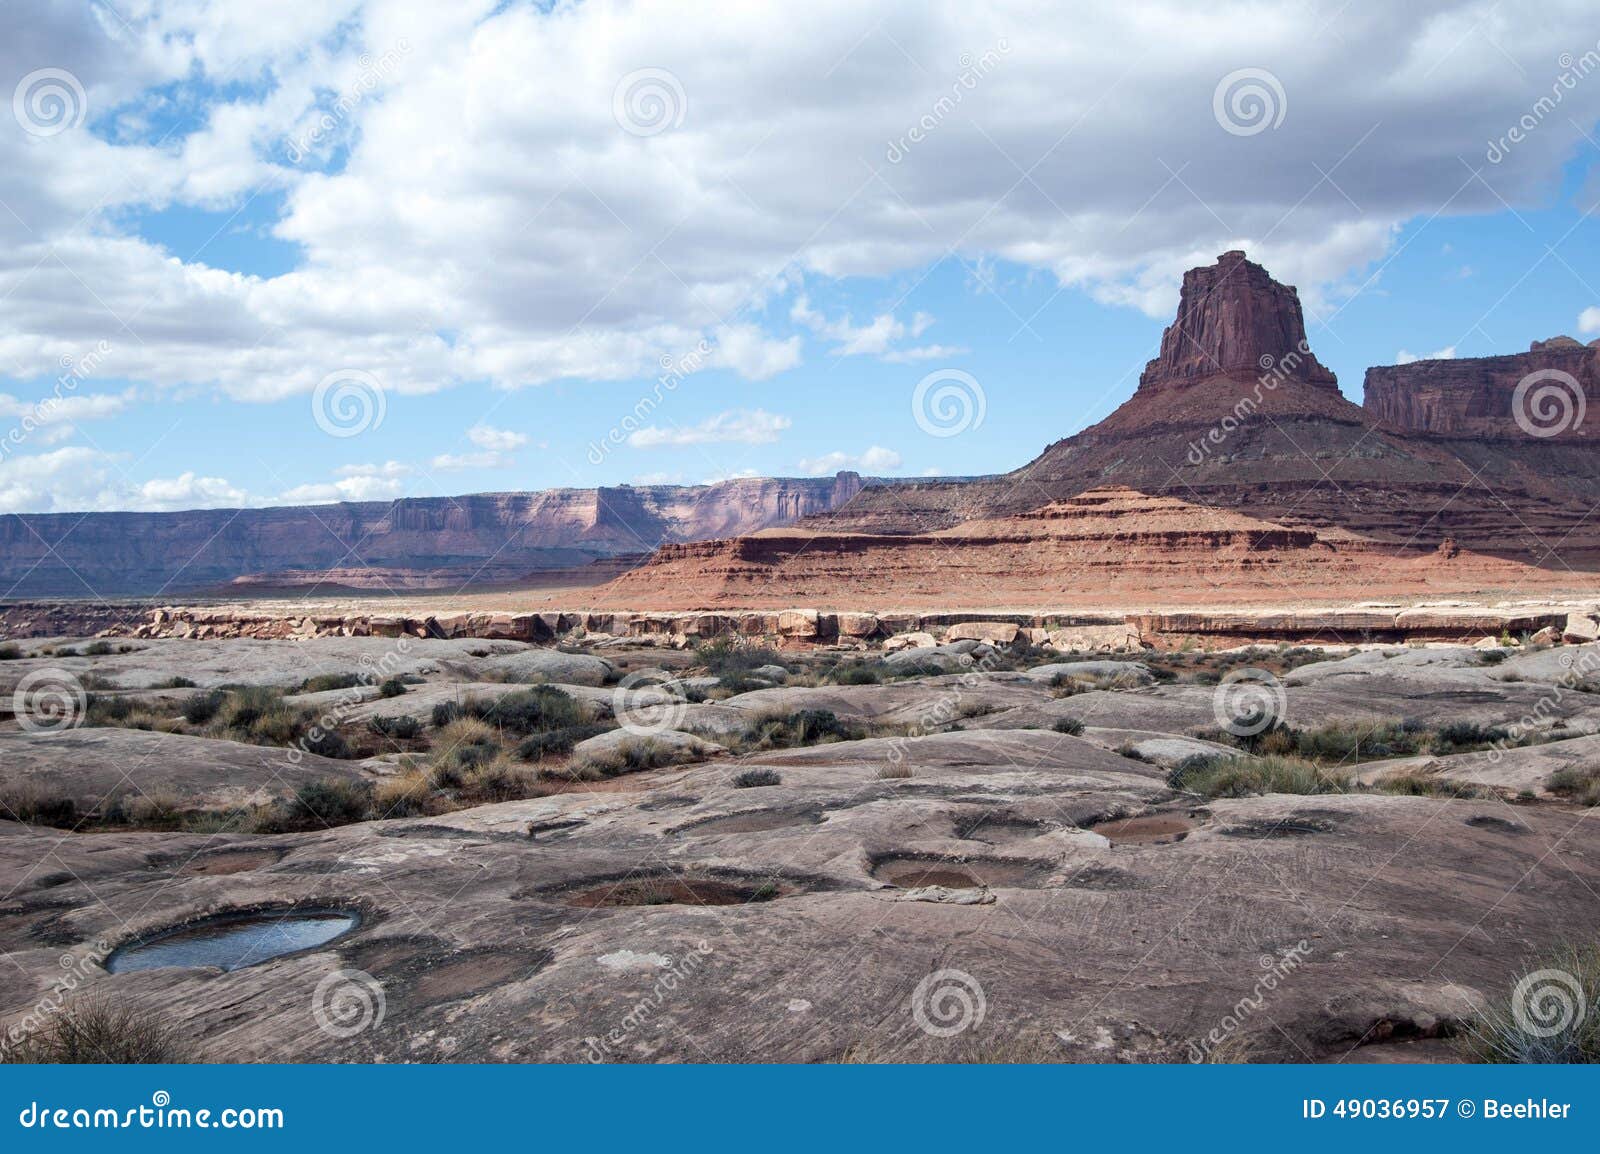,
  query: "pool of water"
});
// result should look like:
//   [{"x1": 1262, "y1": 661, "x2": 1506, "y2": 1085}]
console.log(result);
[{"x1": 104, "y1": 909, "x2": 359, "y2": 974}]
